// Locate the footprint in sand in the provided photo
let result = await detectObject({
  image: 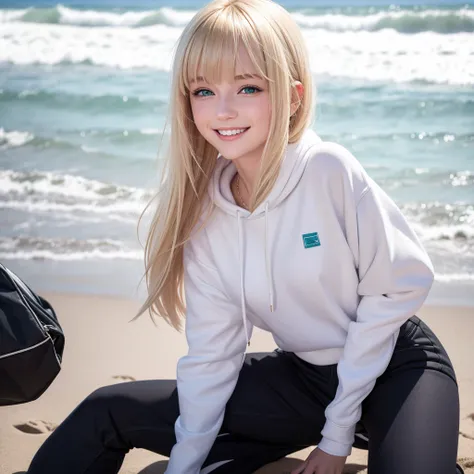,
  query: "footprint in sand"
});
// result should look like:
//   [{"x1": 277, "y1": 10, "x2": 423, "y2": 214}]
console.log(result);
[
  {"x1": 112, "y1": 375, "x2": 136, "y2": 382},
  {"x1": 458, "y1": 457, "x2": 474, "y2": 469},
  {"x1": 13, "y1": 420, "x2": 57, "y2": 435},
  {"x1": 458, "y1": 413, "x2": 474, "y2": 472},
  {"x1": 460, "y1": 412, "x2": 474, "y2": 441}
]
